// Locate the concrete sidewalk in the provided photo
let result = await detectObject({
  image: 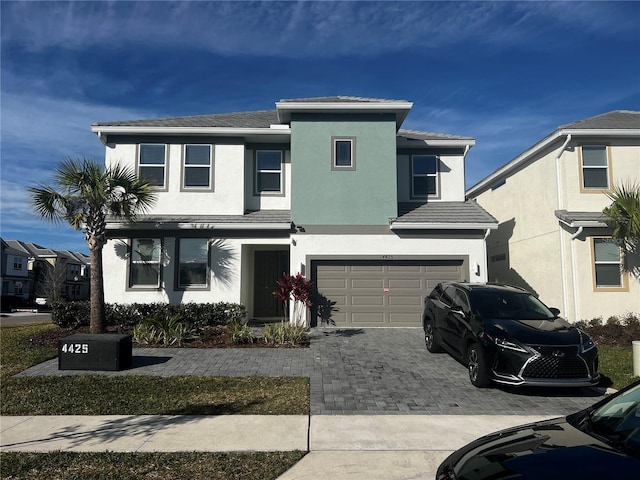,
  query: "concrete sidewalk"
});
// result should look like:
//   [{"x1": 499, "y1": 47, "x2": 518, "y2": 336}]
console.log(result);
[{"x1": 1, "y1": 414, "x2": 555, "y2": 479}]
